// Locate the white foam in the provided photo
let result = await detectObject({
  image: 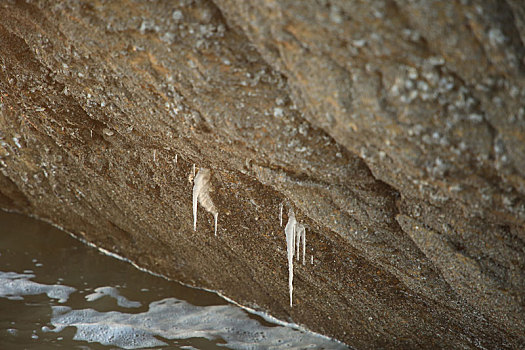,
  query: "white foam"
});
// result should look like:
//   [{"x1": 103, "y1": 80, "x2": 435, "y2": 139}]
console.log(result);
[
  {"x1": 85, "y1": 286, "x2": 141, "y2": 308},
  {"x1": 46, "y1": 297, "x2": 348, "y2": 349},
  {"x1": 0, "y1": 271, "x2": 76, "y2": 303}
]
